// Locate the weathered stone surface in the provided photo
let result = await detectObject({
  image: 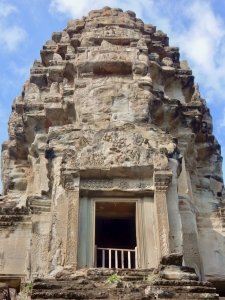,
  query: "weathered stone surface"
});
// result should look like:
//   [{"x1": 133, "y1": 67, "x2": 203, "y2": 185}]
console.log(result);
[
  {"x1": 8, "y1": 289, "x2": 16, "y2": 300},
  {"x1": 0, "y1": 283, "x2": 10, "y2": 300},
  {"x1": 160, "y1": 253, "x2": 183, "y2": 266},
  {"x1": 0, "y1": 6, "x2": 225, "y2": 298},
  {"x1": 159, "y1": 265, "x2": 199, "y2": 281},
  {"x1": 31, "y1": 268, "x2": 219, "y2": 300}
]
